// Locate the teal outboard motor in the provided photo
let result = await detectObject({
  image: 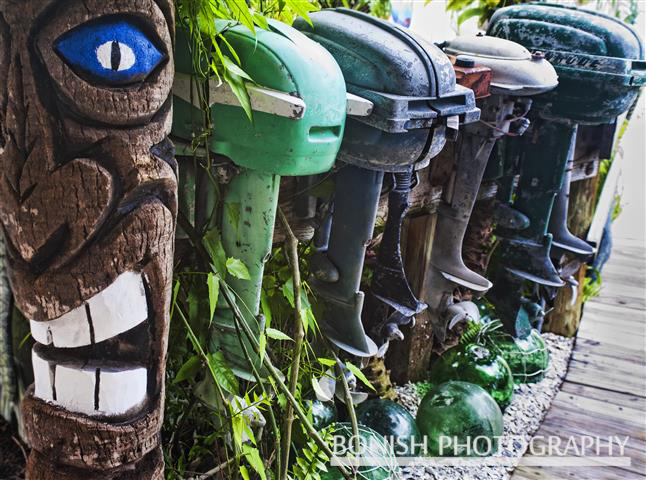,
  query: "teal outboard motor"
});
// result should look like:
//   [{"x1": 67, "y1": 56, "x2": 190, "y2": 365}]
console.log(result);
[
  {"x1": 487, "y1": 3, "x2": 645, "y2": 336},
  {"x1": 294, "y1": 9, "x2": 479, "y2": 355}
]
